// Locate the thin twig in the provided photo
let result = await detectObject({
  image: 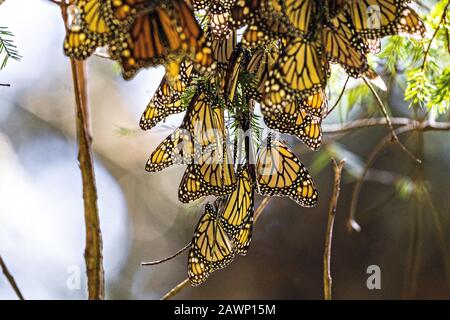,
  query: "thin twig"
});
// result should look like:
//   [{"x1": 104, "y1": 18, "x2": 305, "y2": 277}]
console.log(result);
[
  {"x1": 326, "y1": 76, "x2": 350, "y2": 117},
  {"x1": 421, "y1": 1, "x2": 450, "y2": 71},
  {"x1": 53, "y1": 0, "x2": 105, "y2": 299},
  {"x1": 363, "y1": 77, "x2": 422, "y2": 163},
  {"x1": 141, "y1": 242, "x2": 191, "y2": 266},
  {"x1": 345, "y1": 120, "x2": 450, "y2": 232},
  {"x1": 161, "y1": 278, "x2": 190, "y2": 300},
  {"x1": 323, "y1": 118, "x2": 450, "y2": 134},
  {"x1": 0, "y1": 255, "x2": 24, "y2": 300},
  {"x1": 254, "y1": 196, "x2": 271, "y2": 222},
  {"x1": 323, "y1": 117, "x2": 414, "y2": 134},
  {"x1": 323, "y1": 159, "x2": 345, "y2": 300},
  {"x1": 160, "y1": 196, "x2": 271, "y2": 300}
]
